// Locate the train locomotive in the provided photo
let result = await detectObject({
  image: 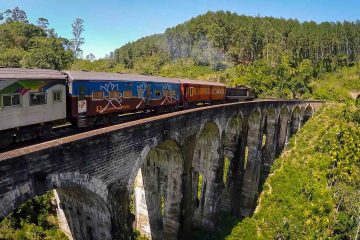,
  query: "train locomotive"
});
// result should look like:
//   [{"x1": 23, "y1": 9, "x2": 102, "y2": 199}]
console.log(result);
[{"x1": 0, "y1": 68, "x2": 253, "y2": 148}]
